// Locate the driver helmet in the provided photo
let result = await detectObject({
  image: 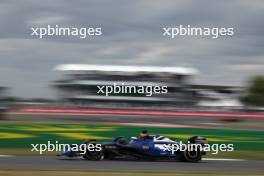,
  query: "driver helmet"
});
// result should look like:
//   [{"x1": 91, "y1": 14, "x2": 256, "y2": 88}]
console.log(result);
[{"x1": 140, "y1": 130, "x2": 149, "y2": 140}]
